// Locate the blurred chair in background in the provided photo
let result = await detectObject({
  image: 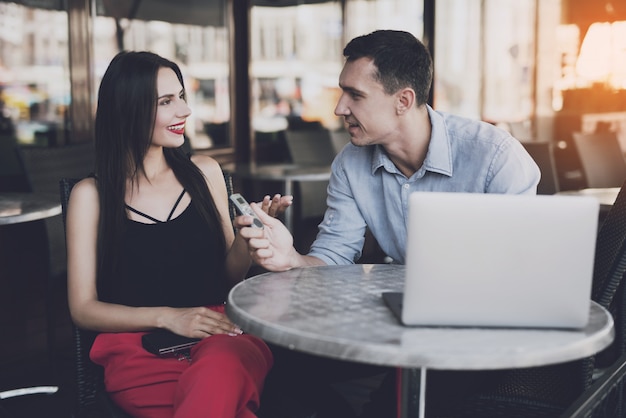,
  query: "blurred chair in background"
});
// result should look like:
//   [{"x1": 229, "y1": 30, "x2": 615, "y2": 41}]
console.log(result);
[
  {"x1": 520, "y1": 141, "x2": 560, "y2": 195},
  {"x1": 0, "y1": 135, "x2": 30, "y2": 192},
  {"x1": 572, "y1": 132, "x2": 626, "y2": 189},
  {"x1": 285, "y1": 128, "x2": 336, "y2": 167},
  {"x1": 284, "y1": 128, "x2": 335, "y2": 226}
]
